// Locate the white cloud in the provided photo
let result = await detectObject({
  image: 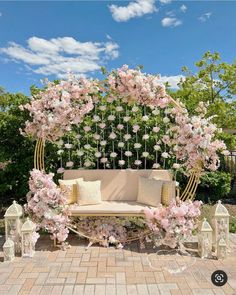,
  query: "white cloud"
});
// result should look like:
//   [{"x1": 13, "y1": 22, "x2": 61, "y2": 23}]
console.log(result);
[
  {"x1": 159, "y1": 75, "x2": 185, "y2": 89},
  {"x1": 161, "y1": 17, "x2": 182, "y2": 27},
  {"x1": 109, "y1": 0, "x2": 157, "y2": 22},
  {"x1": 180, "y1": 5, "x2": 187, "y2": 13},
  {"x1": 160, "y1": 0, "x2": 172, "y2": 4},
  {"x1": 198, "y1": 12, "x2": 212, "y2": 22},
  {"x1": 0, "y1": 36, "x2": 119, "y2": 78}
]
